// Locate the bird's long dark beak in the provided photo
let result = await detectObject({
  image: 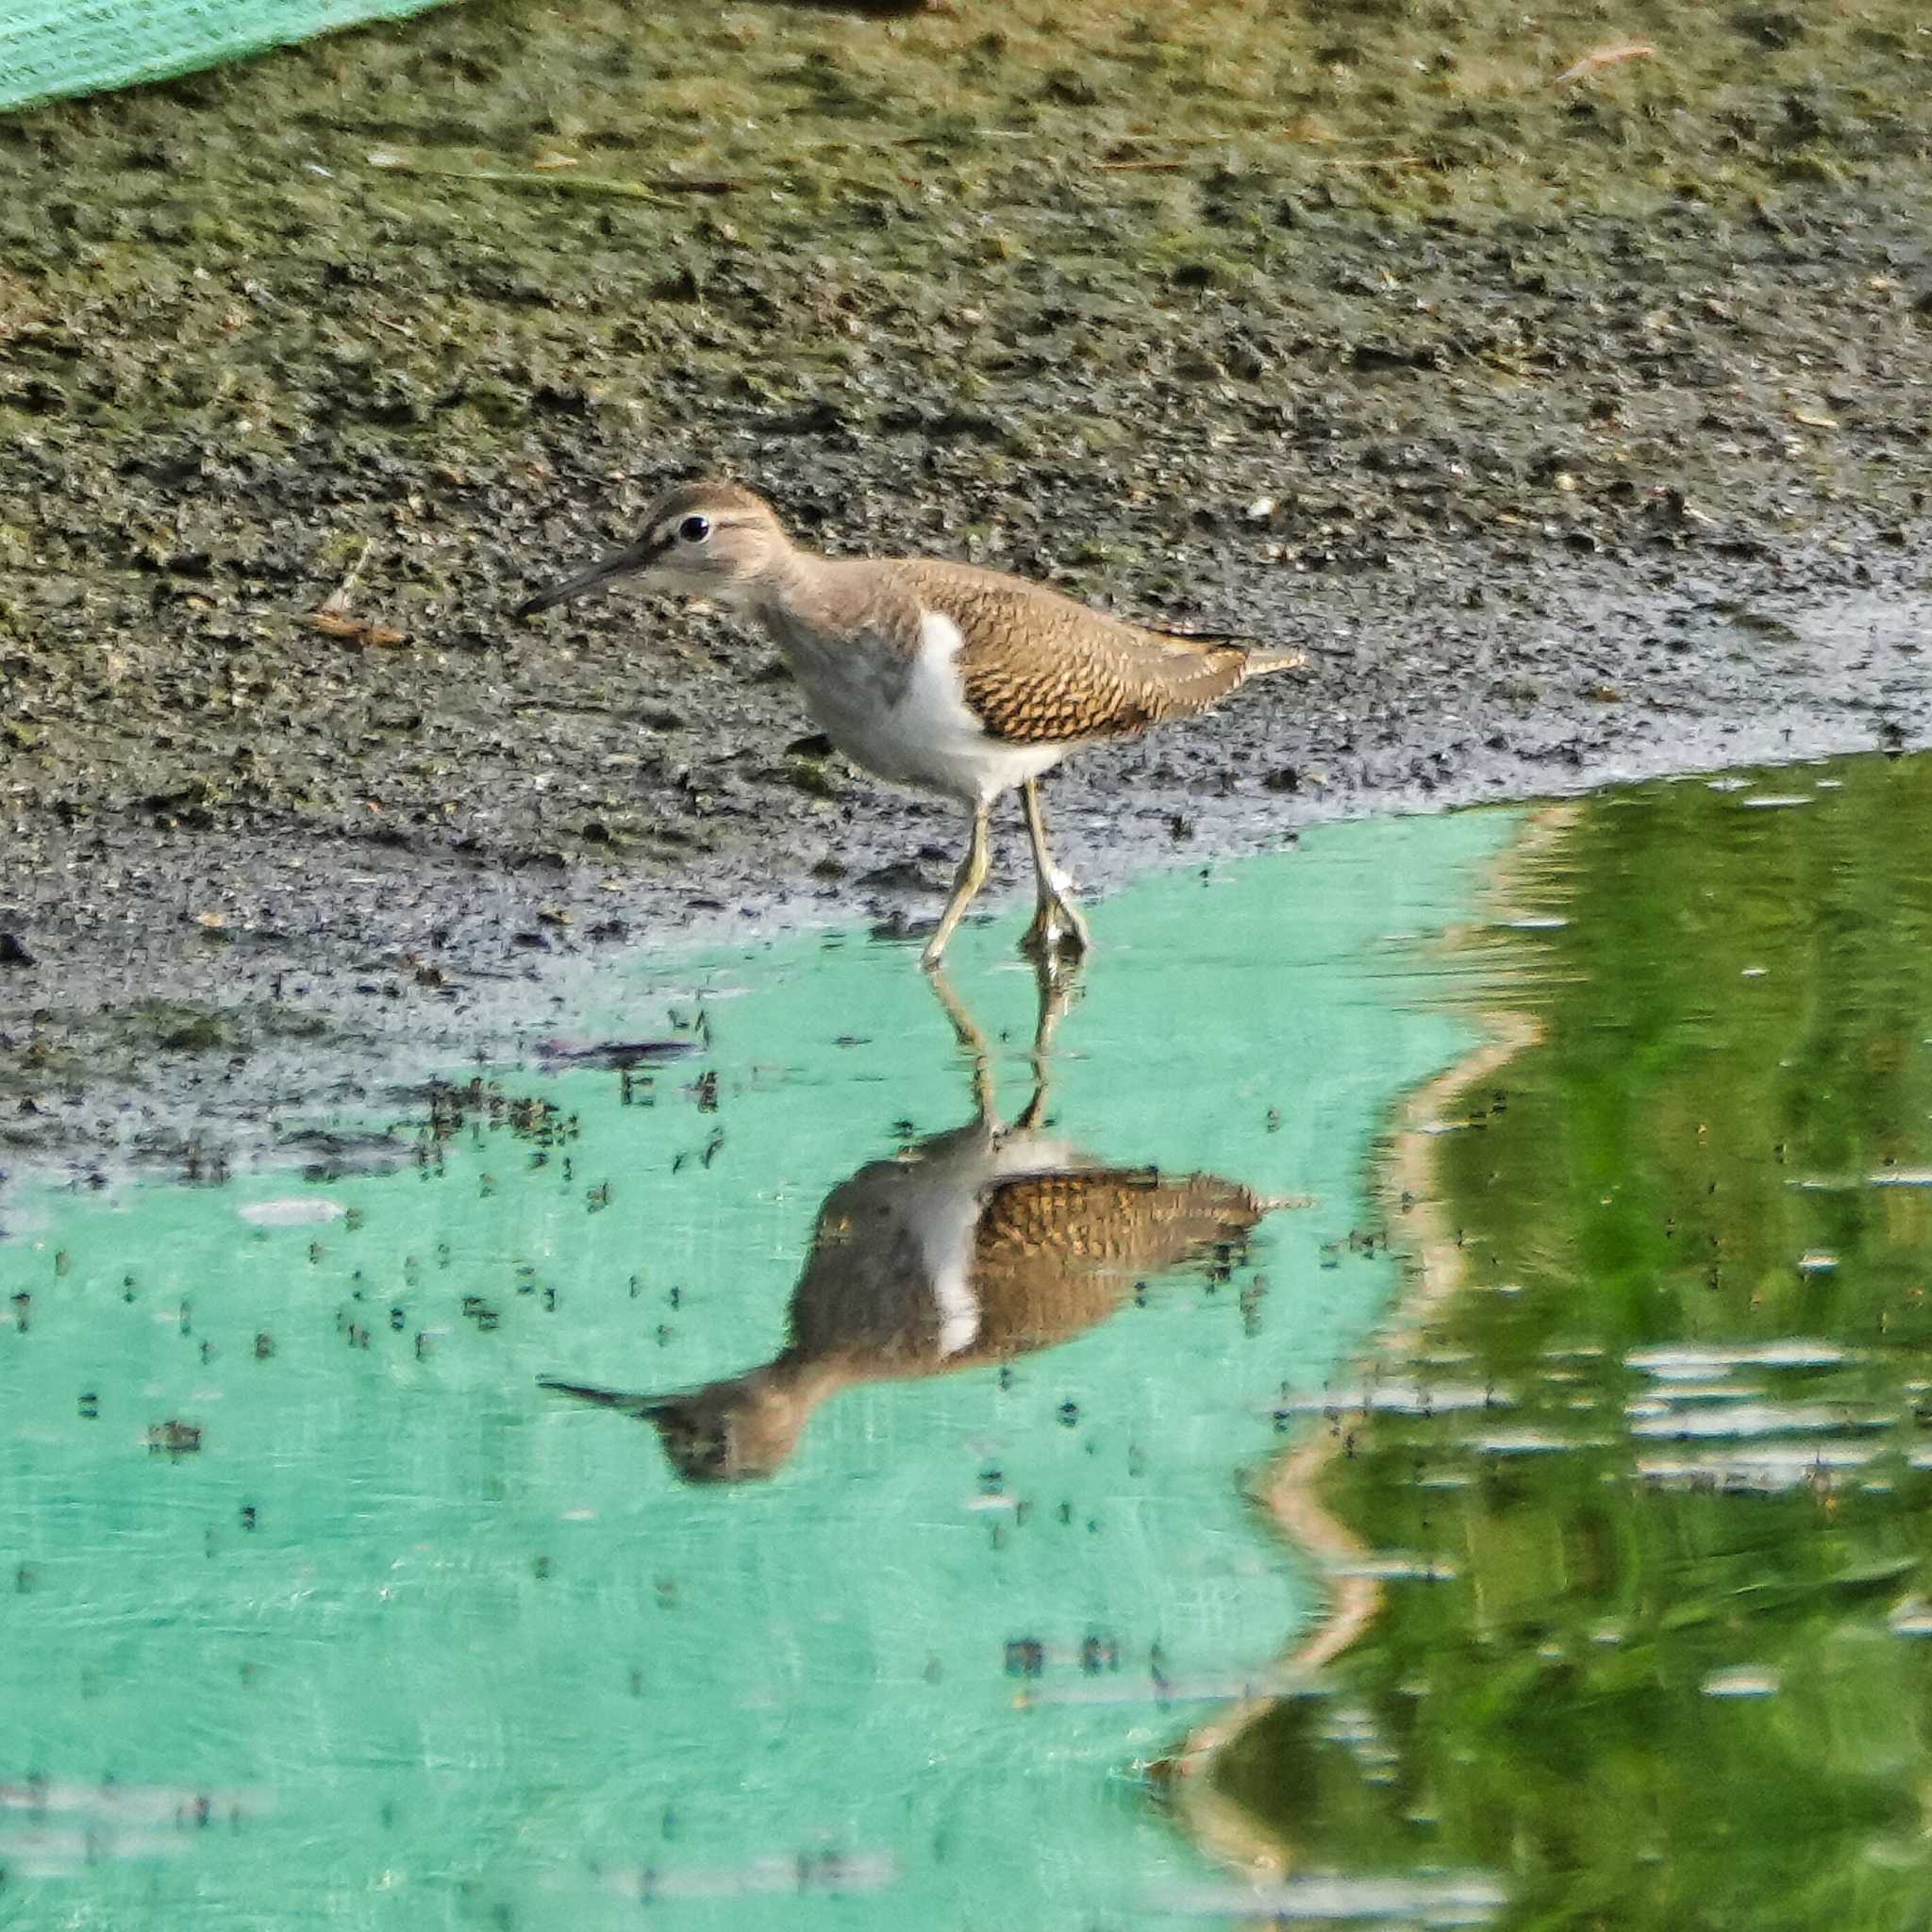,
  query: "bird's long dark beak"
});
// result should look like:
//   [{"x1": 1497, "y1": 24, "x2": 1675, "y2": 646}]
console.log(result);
[
  {"x1": 538, "y1": 1376, "x2": 677, "y2": 1417},
  {"x1": 514, "y1": 534, "x2": 665, "y2": 618}
]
